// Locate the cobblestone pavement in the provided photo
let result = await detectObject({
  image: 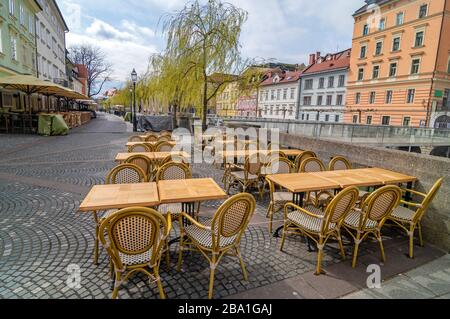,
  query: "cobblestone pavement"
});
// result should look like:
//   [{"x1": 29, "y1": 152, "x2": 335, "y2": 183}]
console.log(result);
[{"x1": 0, "y1": 113, "x2": 403, "y2": 299}]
